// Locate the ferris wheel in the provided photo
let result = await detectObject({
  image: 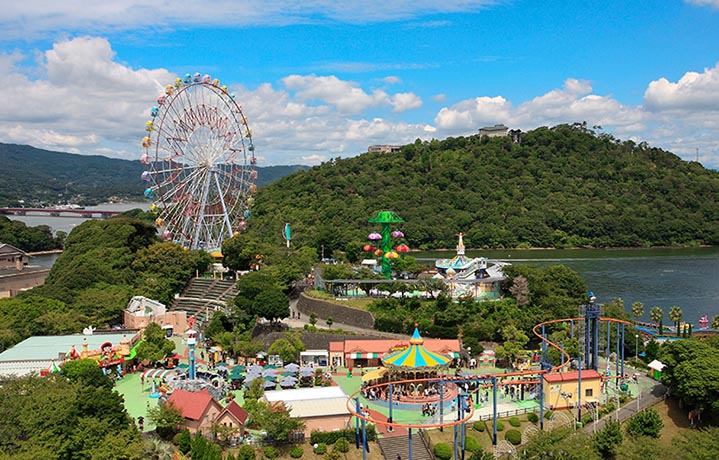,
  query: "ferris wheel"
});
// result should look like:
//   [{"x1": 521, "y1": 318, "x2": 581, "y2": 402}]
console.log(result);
[{"x1": 139, "y1": 73, "x2": 257, "y2": 251}]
